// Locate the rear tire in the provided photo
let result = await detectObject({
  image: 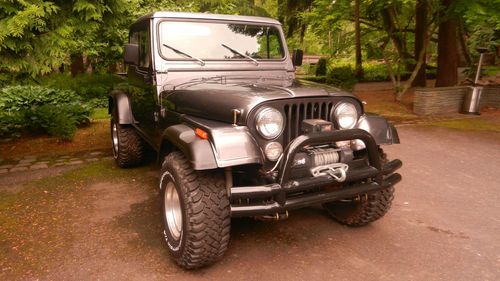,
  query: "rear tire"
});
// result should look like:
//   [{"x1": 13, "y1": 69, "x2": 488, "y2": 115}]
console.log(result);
[
  {"x1": 323, "y1": 149, "x2": 395, "y2": 226},
  {"x1": 110, "y1": 118, "x2": 145, "y2": 168},
  {"x1": 160, "y1": 152, "x2": 230, "y2": 269}
]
